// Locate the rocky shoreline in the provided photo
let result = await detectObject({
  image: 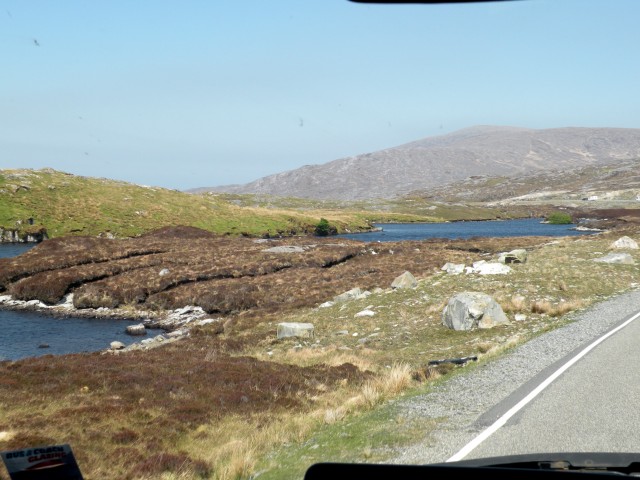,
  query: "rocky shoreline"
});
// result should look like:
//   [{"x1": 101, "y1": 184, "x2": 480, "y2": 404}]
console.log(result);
[{"x1": 0, "y1": 293, "x2": 222, "y2": 354}]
